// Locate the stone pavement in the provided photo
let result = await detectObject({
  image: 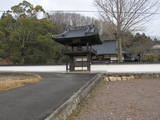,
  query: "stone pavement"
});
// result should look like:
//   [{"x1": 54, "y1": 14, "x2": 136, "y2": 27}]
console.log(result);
[{"x1": 69, "y1": 78, "x2": 160, "y2": 120}]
